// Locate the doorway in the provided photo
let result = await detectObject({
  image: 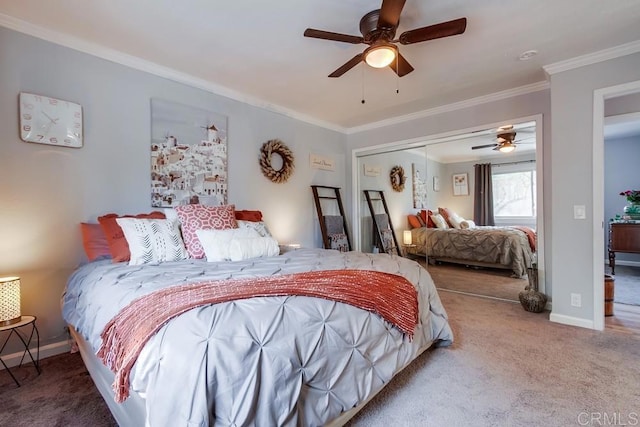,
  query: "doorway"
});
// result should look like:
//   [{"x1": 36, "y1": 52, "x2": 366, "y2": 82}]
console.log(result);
[{"x1": 592, "y1": 79, "x2": 640, "y2": 332}]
